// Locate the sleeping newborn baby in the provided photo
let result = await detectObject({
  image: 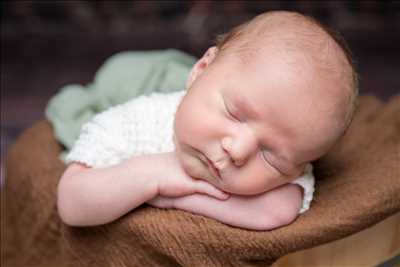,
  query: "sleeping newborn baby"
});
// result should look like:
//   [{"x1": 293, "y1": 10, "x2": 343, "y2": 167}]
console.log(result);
[{"x1": 57, "y1": 11, "x2": 358, "y2": 230}]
